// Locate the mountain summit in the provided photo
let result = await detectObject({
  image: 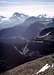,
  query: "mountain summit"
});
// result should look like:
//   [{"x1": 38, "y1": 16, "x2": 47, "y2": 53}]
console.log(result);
[{"x1": 0, "y1": 12, "x2": 28, "y2": 30}]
